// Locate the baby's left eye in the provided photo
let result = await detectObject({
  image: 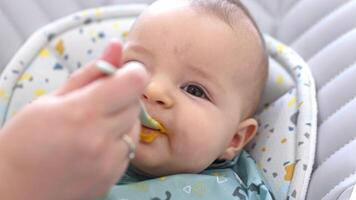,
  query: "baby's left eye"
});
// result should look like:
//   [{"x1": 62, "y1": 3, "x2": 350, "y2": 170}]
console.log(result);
[{"x1": 182, "y1": 84, "x2": 209, "y2": 100}]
